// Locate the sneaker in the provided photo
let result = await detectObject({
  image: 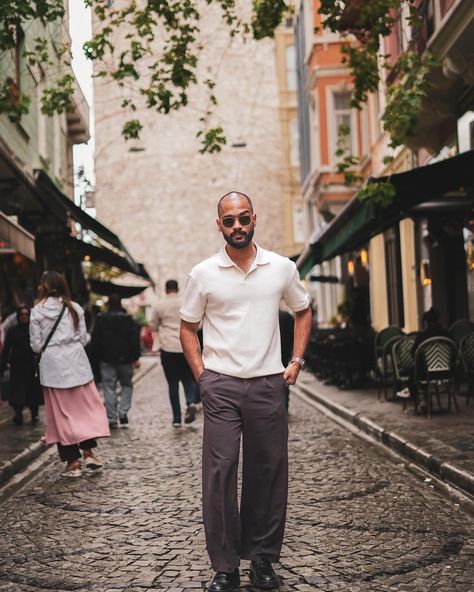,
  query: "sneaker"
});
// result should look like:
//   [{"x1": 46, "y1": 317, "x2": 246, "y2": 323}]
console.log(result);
[
  {"x1": 60, "y1": 461, "x2": 82, "y2": 478},
  {"x1": 83, "y1": 450, "x2": 103, "y2": 470},
  {"x1": 172, "y1": 421, "x2": 181, "y2": 428},
  {"x1": 396, "y1": 387, "x2": 411, "y2": 399},
  {"x1": 119, "y1": 414, "x2": 129, "y2": 427},
  {"x1": 109, "y1": 421, "x2": 118, "y2": 430},
  {"x1": 184, "y1": 404, "x2": 196, "y2": 424}
]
